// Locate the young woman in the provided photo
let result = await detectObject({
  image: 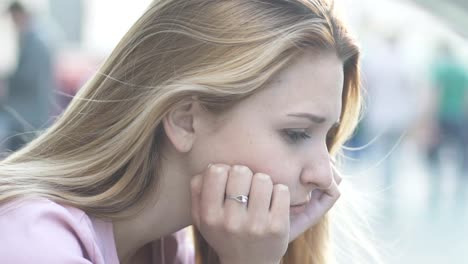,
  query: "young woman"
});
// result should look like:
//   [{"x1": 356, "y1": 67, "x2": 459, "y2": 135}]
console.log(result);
[{"x1": 0, "y1": 0, "x2": 380, "y2": 263}]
